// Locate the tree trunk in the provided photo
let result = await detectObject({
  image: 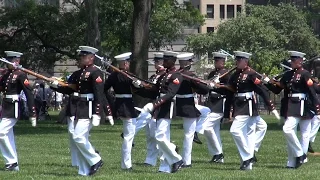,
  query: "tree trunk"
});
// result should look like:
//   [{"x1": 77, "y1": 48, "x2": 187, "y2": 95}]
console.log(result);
[
  {"x1": 130, "y1": 0, "x2": 152, "y2": 79},
  {"x1": 130, "y1": 0, "x2": 152, "y2": 107},
  {"x1": 84, "y1": 0, "x2": 102, "y2": 65}
]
